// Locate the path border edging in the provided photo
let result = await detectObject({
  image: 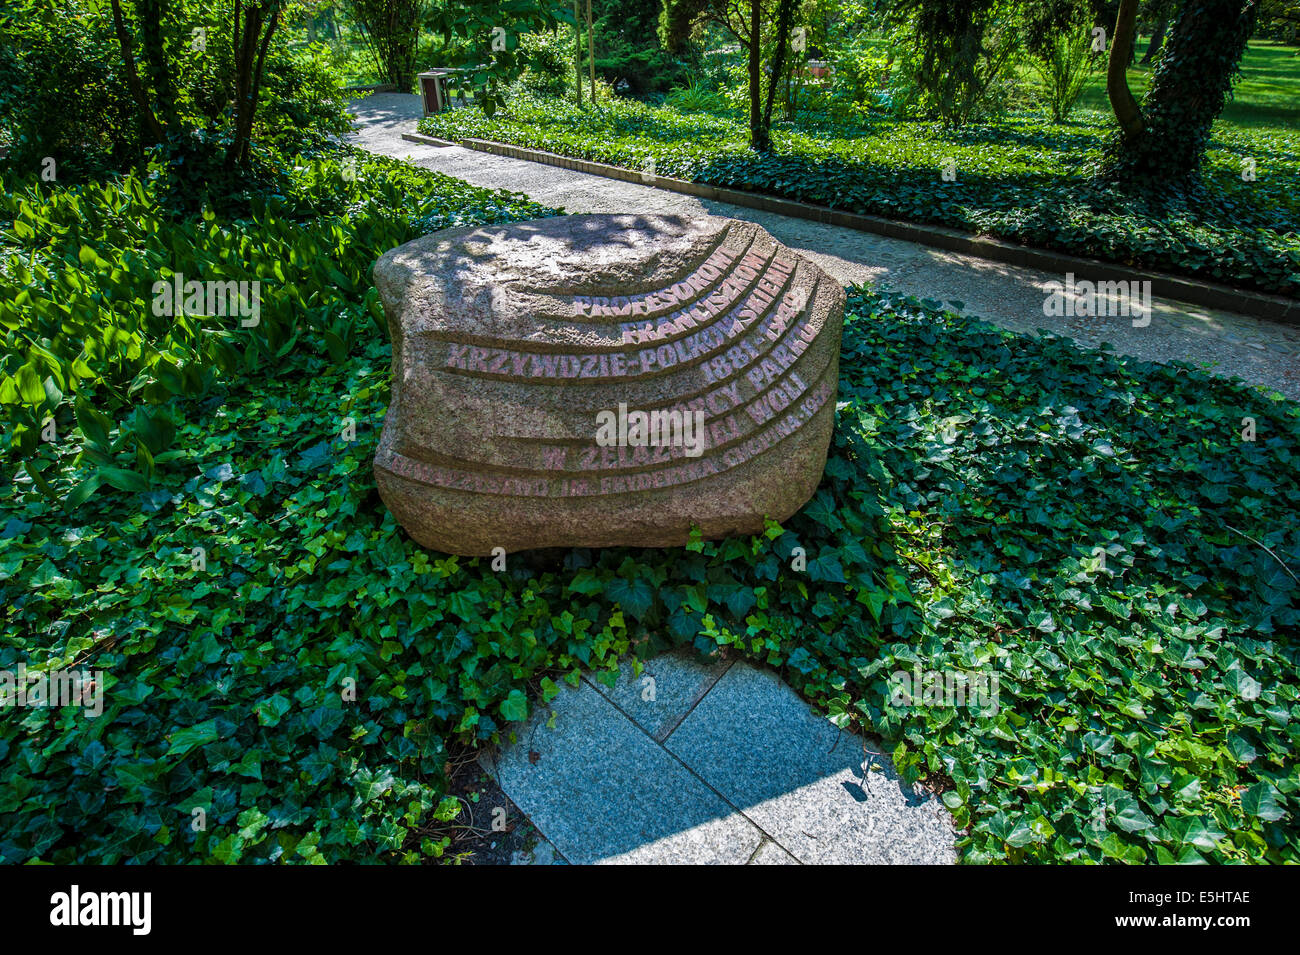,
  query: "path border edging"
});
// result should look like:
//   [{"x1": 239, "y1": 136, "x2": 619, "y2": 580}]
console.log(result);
[
  {"x1": 402, "y1": 131, "x2": 457, "y2": 148},
  {"x1": 426, "y1": 135, "x2": 1297, "y2": 324}
]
